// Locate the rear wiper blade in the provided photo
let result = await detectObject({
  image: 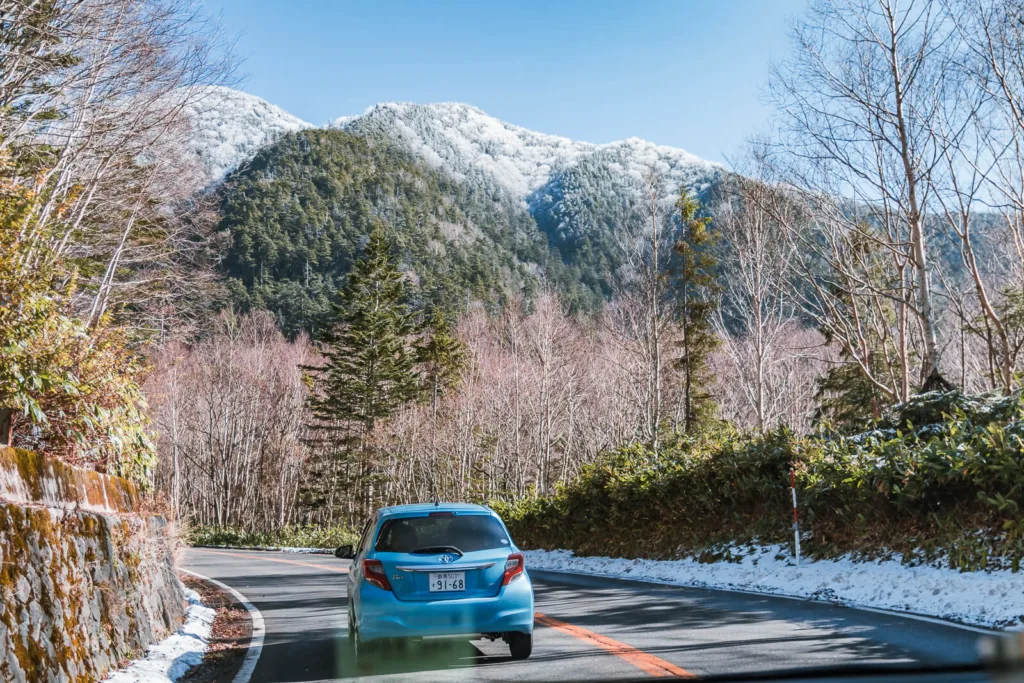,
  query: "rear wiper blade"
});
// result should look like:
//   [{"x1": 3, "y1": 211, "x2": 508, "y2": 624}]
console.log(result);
[{"x1": 409, "y1": 545, "x2": 464, "y2": 556}]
